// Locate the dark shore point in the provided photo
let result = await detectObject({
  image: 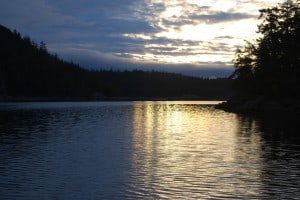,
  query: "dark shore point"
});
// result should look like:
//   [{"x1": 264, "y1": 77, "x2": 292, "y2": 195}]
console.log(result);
[{"x1": 215, "y1": 96, "x2": 300, "y2": 116}]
